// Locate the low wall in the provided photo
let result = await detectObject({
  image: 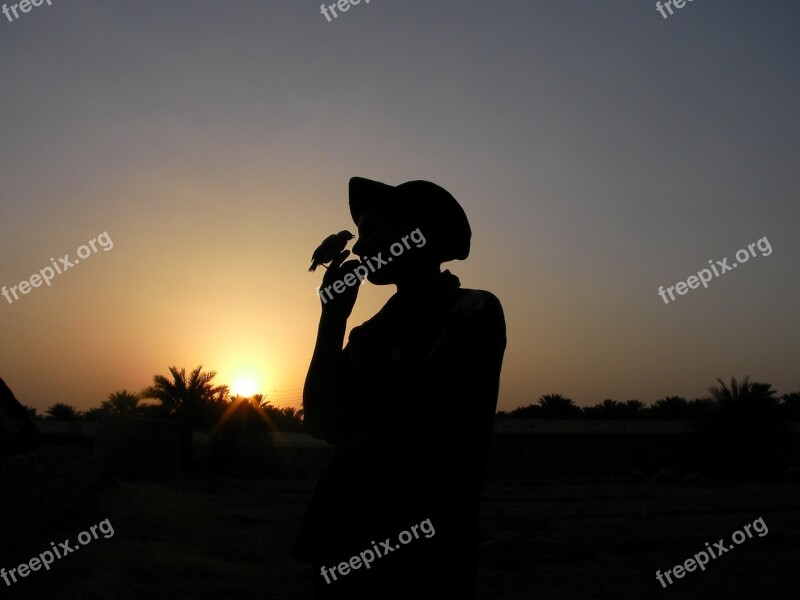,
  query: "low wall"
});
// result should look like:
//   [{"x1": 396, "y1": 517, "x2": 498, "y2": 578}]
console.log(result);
[
  {"x1": 95, "y1": 415, "x2": 182, "y2": 477},
  {"x1": 191, "y1": 431, "x2": 334, "y2": 478},
  {"x1": 487, "y1": 419, "x2": 800, "y2": 479},
  {"x1": 28, "y1": 419, "x2": 800, "y2": 482}
]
